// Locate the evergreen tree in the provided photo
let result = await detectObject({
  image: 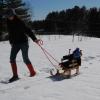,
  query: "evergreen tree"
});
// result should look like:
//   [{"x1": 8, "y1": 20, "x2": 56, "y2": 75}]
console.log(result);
[
  {"x1": 4, "y1": 0, "x2": 31, "y2": 22},
  {"x1": 0, "y1": 0, "x2": 3, "y2": 40},
  {"x1": 0, "y1": 0, "x2": 31, "y2": 41},
  {"x1": 88, "y1": 7, "x2": 100, "y2": 37}
]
